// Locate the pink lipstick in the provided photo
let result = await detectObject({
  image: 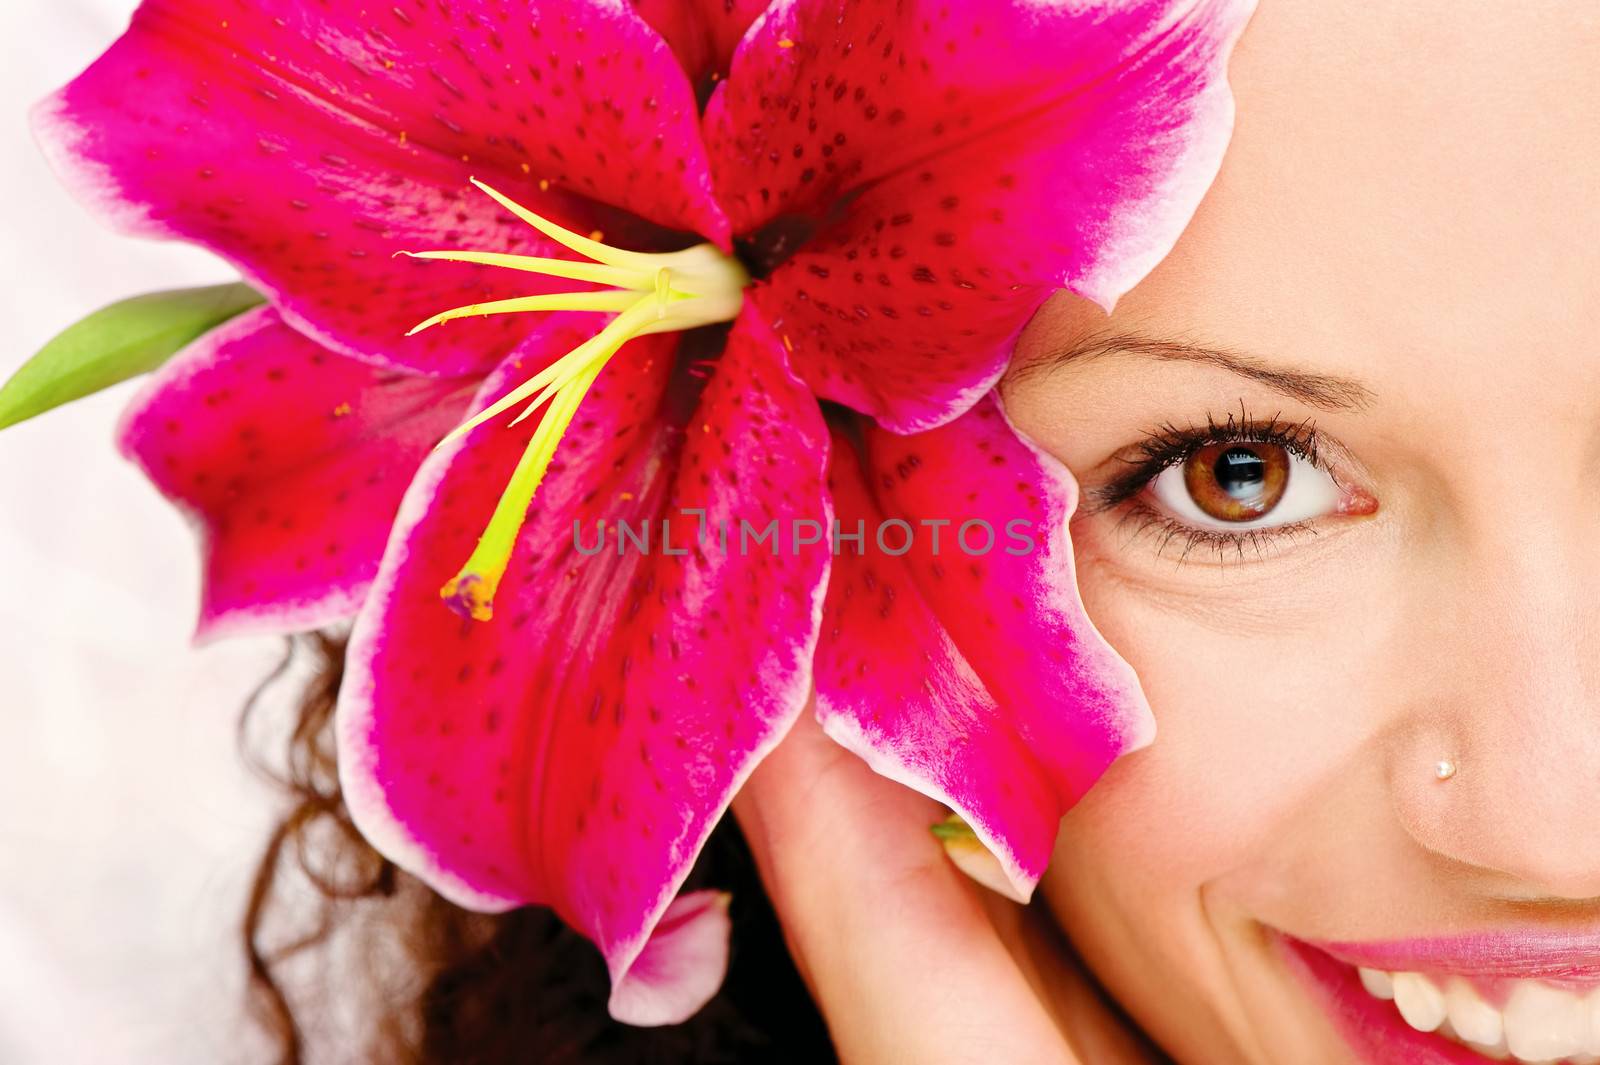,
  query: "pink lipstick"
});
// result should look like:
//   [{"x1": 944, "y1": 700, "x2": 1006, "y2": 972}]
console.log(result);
[{"x1": 1279, "y1": 932, "x2": 1600, "y2": 1063}]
